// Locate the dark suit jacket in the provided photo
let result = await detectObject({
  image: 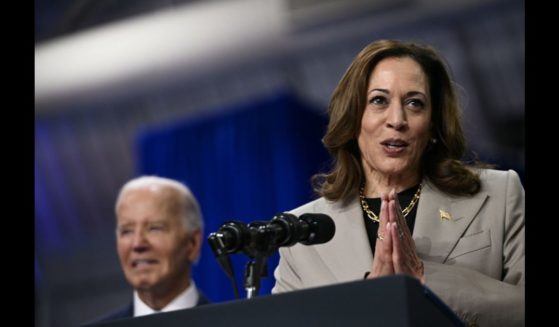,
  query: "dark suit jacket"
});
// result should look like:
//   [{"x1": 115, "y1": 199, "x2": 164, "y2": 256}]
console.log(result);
[{"x1": 84, "y1": 290, "x2": 210, "y2": 325}]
